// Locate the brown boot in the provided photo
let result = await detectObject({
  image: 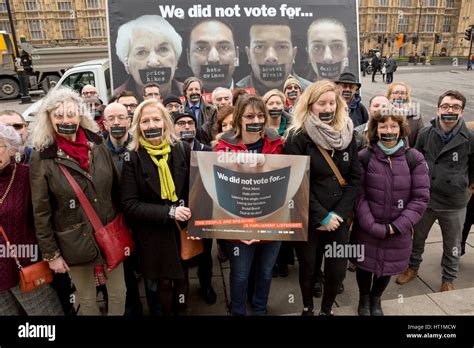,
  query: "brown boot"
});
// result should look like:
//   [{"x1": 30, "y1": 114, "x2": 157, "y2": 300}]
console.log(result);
[
  {"x1": 396, "y1": 267, "x2": 418, "y2": 285},
  {"x1": 440, "y1": 281, "x2": 454, "y2": 292}
]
